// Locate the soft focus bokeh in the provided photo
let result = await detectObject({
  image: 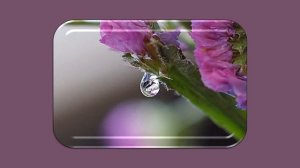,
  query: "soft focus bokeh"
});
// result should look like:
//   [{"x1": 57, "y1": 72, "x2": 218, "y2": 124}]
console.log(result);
[{"x1": 54, "y1": 20, "x2": 236, "y2": 148}]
